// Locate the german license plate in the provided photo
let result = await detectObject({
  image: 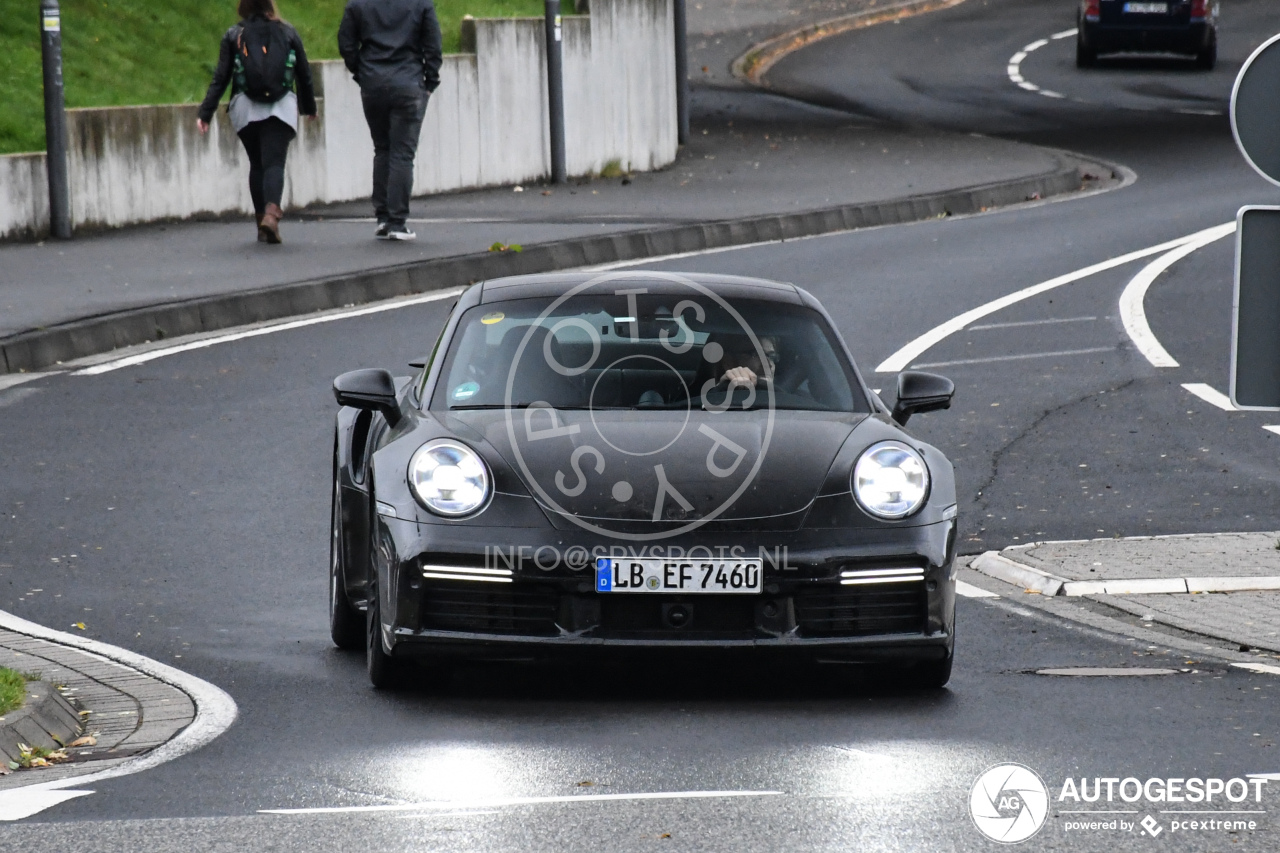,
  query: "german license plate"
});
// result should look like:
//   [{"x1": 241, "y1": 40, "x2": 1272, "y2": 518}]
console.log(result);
[
  {"x1": 1123, "y1": 2, "x2": 1167, "y2": 13},
  {"x1": 595, "y1": 558, "x2": 763, "y2": 594}
]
